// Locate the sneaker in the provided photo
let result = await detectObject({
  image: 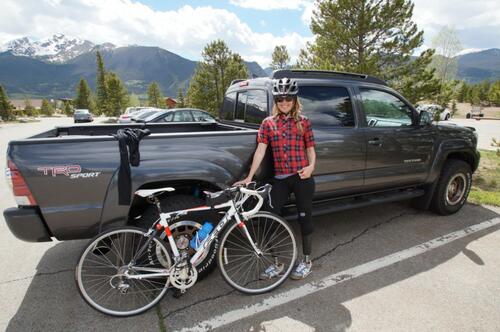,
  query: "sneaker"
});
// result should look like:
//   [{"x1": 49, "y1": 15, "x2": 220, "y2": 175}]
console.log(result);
[
  {"x1": 259, "y1": 262, "x2": 284, "y2": 280},
  {"x1": 290, "y1": 260, "x2": 312, "y2": 280}
]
